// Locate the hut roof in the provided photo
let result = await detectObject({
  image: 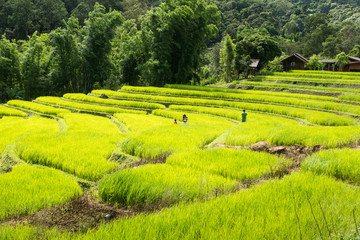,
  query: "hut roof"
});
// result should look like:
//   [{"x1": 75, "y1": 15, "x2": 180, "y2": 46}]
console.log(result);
[{"x1": 281, "y1": 53, "x2": 308, "y2": 63}]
